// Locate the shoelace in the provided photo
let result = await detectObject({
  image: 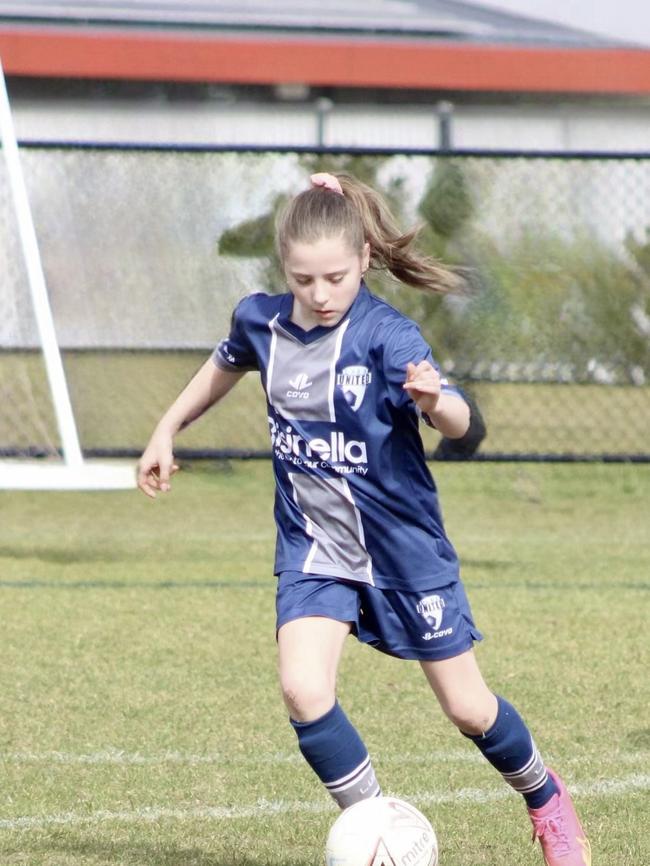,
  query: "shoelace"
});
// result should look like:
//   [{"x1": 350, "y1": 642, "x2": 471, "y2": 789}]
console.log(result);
[{"x1": 531, "y1": 815, "x2": 572, "y2": 855}]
